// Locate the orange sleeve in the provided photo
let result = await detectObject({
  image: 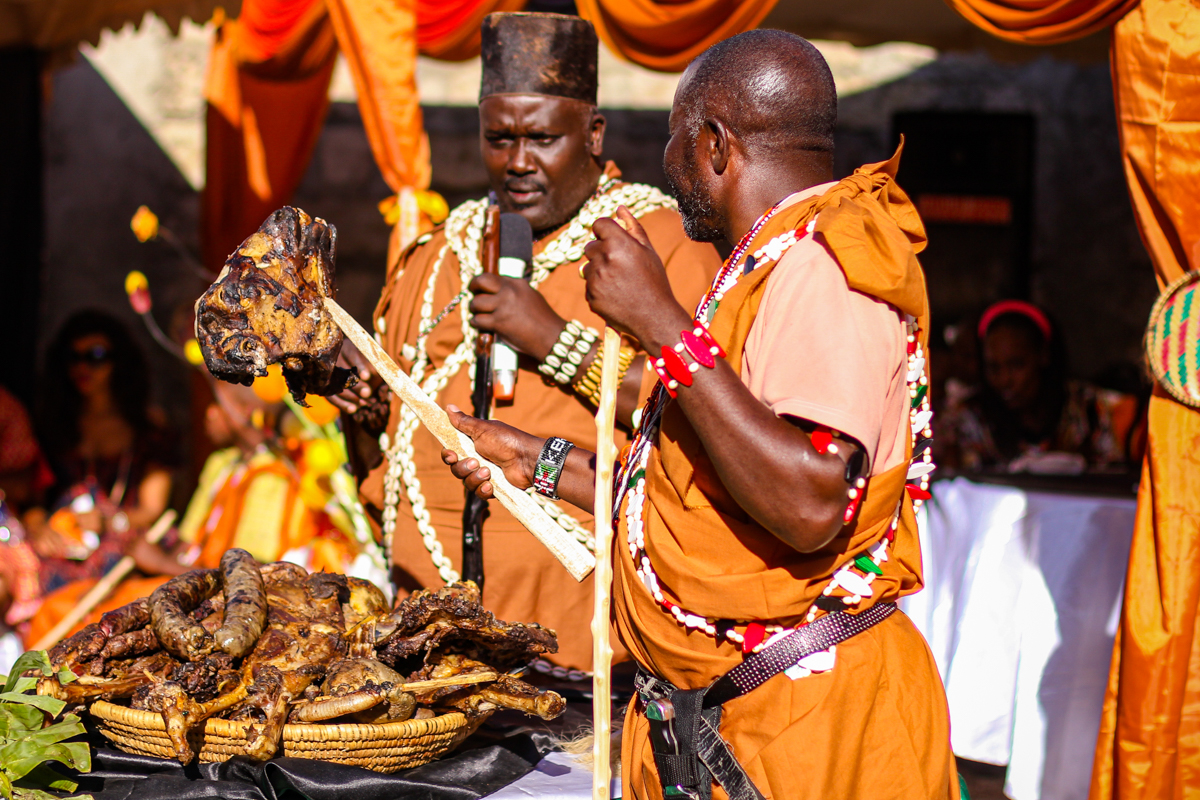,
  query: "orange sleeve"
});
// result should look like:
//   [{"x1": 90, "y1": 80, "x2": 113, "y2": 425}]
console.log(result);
[{"x1": 741, "y1": 235, "x2": 906, "y2": 473}]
